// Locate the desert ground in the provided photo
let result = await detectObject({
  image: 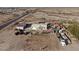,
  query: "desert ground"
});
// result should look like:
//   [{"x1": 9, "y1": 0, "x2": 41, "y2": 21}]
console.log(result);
[{"x1": 0, "y1": 8, "x2": 79, "y2": 51}]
